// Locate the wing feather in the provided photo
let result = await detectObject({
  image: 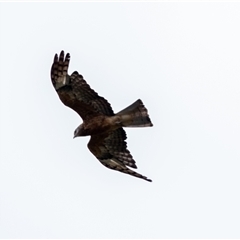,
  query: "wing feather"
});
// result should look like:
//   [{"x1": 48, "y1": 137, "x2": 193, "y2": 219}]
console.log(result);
[
  {"x1": 104, "y1": 128, "x2": 137, "y2": 168},
  {"x1": 88, "y1": 128, "x2": 137, "y2": 169},
  {"x1": 87, "y1": 128, "x2": 152, "y2": 182},
  {"x1": 51, "y1": 50, "x2": 114, "y2": 120}
]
